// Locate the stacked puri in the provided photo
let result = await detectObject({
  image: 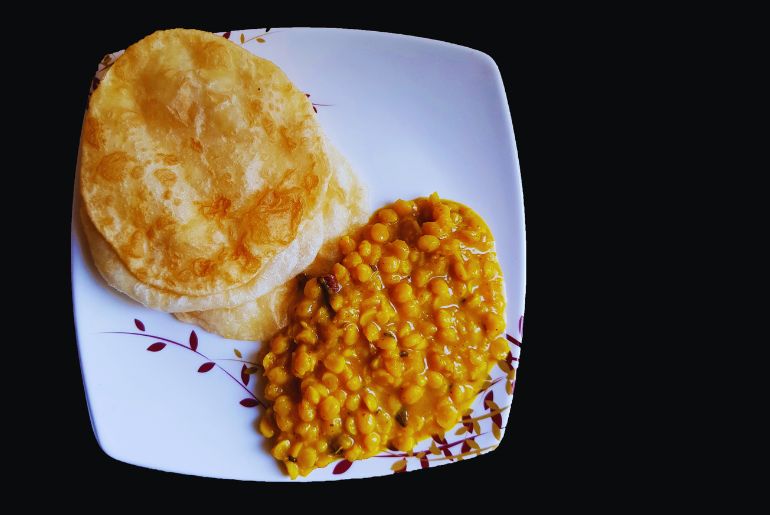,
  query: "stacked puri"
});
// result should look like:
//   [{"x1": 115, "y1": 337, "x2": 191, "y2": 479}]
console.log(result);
[{"x1": 79, "y1": 29, "x2": 367, "y2": 341}]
